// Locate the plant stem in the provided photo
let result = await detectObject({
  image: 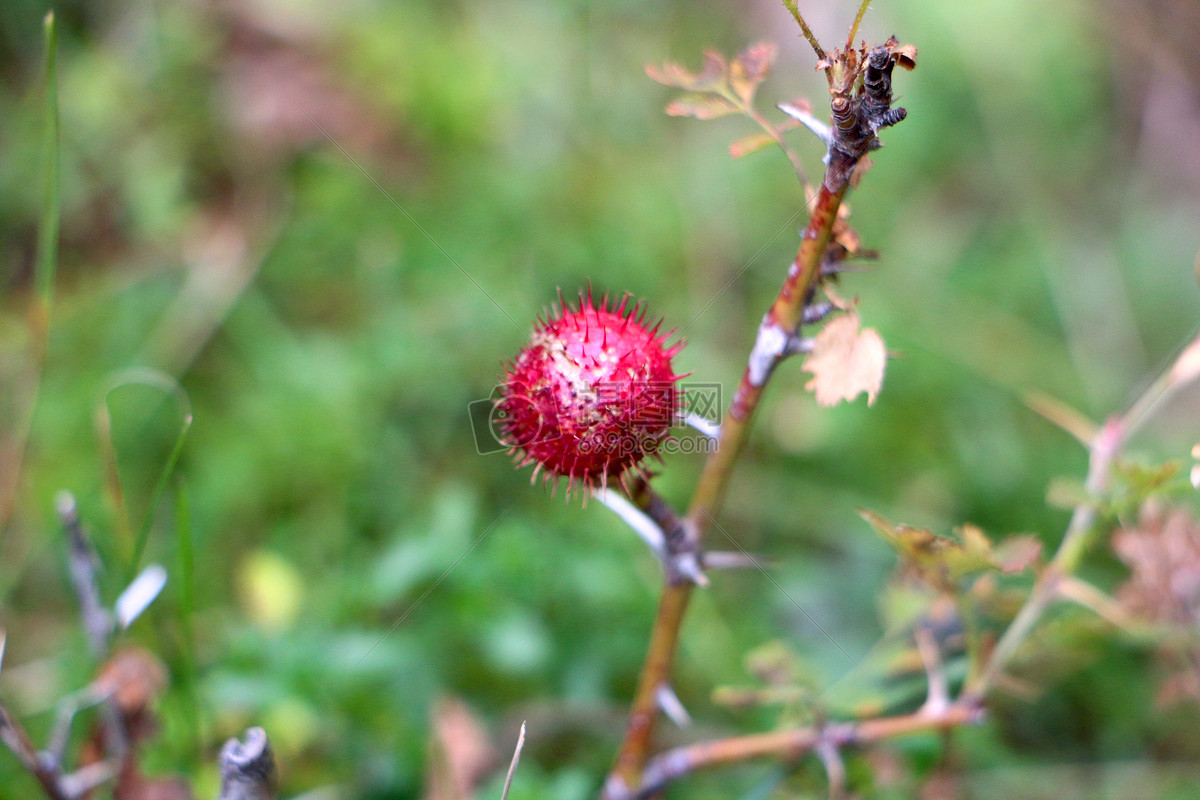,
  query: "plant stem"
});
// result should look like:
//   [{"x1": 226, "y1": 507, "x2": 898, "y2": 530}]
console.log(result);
[
  {"x1": 2, "y1": 11, "x2": 59, "y2": 531},
  {"x1": 781, "y1": 0, "x2": 827, "y2": 64},
  {"x1": 970, "y1": 331, "x2": 1200, "y2": 695},
  {"x1": 33, "y1": 11, "x2": 60, "y2": 363},
  {"x1": 967, "y1": 416, "x2": 1124, "y2": 698},
  {"x1": 606, "y1": 583, "x2": 694, "y2": 797},
  {"x1": 604, "y1": 143, "x2": 859, "y2": 800},
  {"x1": 845, "y1": 0, "x2": 873, "y2": 50},
  {"x1": 0, "y1": 700, "x2": 70, "y2": 800},
  {"x1": 691, "y1": 172, "x2": 851, "y2": 526},
  {"x1": 635, "y1": 701, "x2": 982, "y2": 799}
]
